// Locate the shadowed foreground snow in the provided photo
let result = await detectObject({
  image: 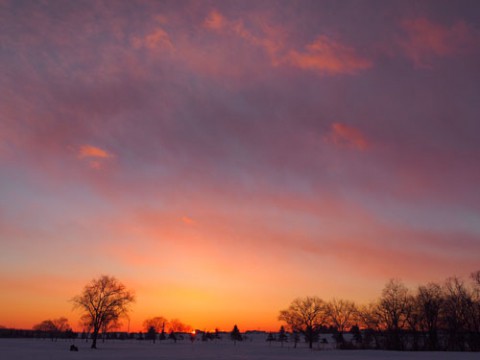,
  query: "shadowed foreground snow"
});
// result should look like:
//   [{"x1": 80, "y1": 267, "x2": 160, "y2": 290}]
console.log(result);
[{"x1": 1, "y1": 339, "x2": 479, "y2": 360}]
